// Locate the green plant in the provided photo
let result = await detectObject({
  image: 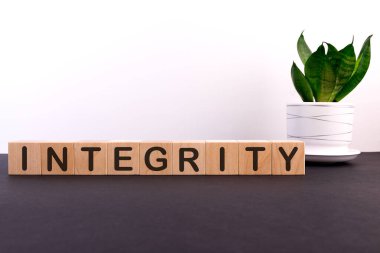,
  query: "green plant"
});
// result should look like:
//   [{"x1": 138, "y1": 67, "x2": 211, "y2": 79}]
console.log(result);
[{"x1": 291, "y1": 32, "x2": 372, "y2": 102}]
